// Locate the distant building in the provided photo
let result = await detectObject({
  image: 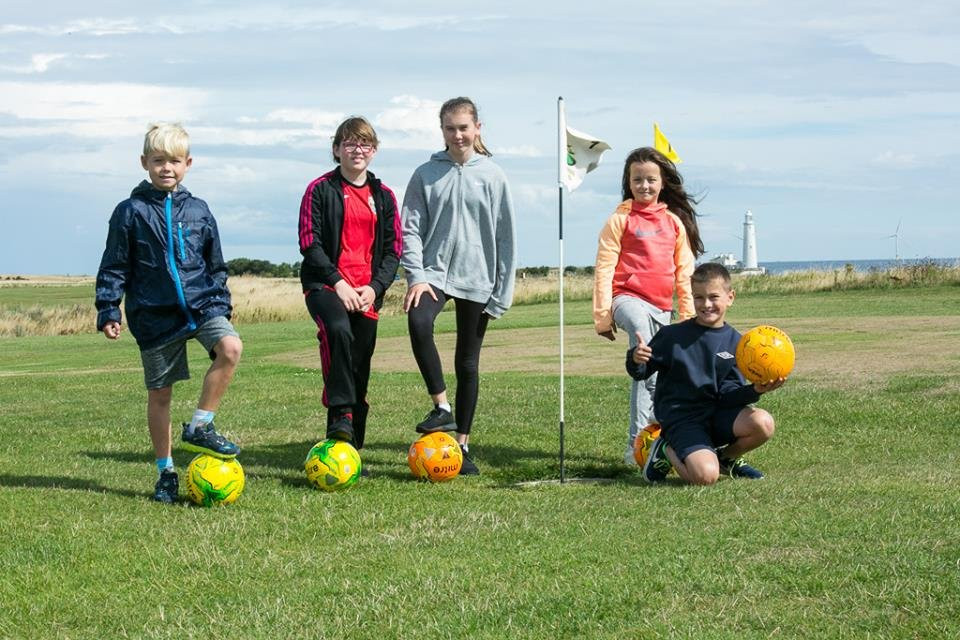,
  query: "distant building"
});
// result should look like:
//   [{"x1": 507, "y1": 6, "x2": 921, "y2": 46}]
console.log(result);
[{"x1": 705, "y1": 210, "x2": 766, "y2": 275}]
